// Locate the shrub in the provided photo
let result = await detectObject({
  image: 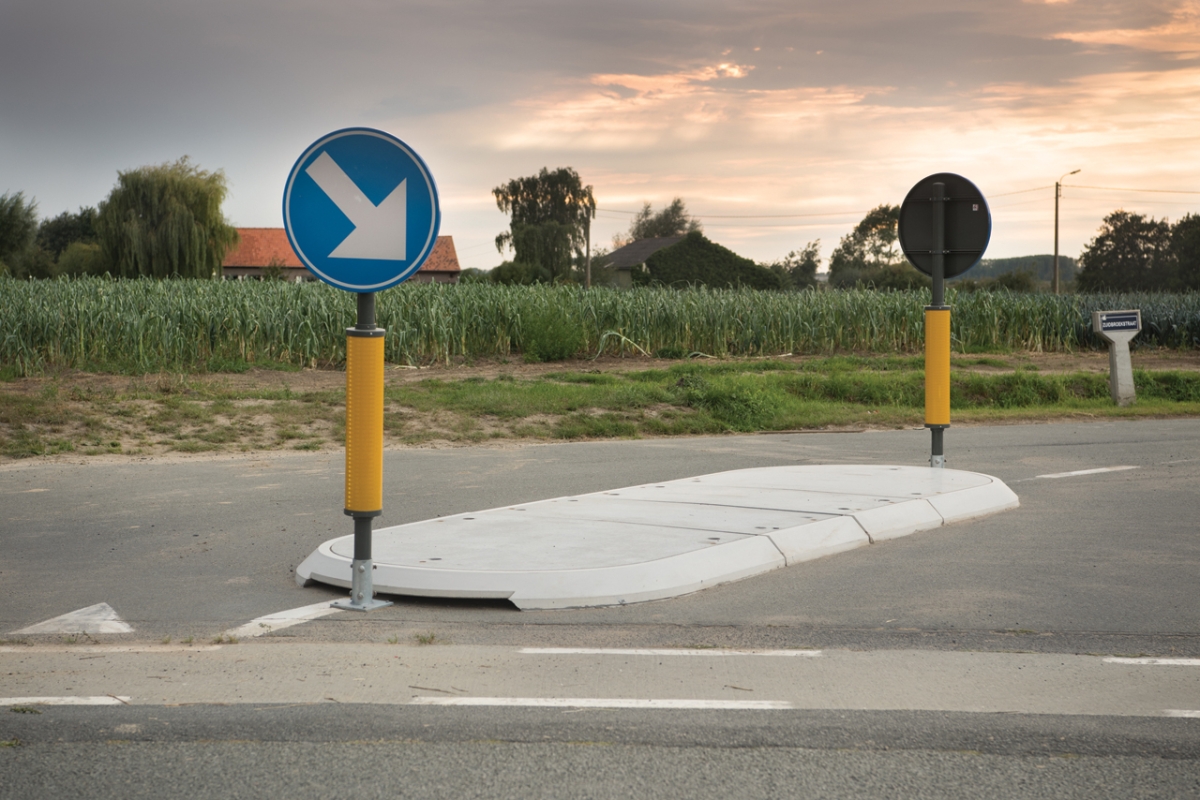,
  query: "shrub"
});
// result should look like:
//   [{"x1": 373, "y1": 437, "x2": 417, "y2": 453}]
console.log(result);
[
  {"x1": 641, "y1": 231, "x2": 784, "y2": 291},
  {"x1": 521, "y1": 306, "x2": 584, "y2": 362},
  {"x1": 56, "y1": 242, "x2": 110, "y2": 277}
]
